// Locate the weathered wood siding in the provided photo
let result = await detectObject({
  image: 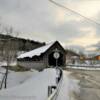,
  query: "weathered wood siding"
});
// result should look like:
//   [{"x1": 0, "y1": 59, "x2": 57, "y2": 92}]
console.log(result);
[{"x1": 18, "y1": 61, "x2": 45, "y2": 70}]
